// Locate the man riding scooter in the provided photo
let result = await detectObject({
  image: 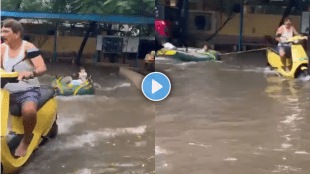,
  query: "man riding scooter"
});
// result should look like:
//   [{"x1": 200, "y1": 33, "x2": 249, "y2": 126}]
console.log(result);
[
  {"x1": 275, "y1": 17, "x2": 307, "y2": 72},
  {"x1": 1, "y1": 19, "x2": 47, "y2": 157}
]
